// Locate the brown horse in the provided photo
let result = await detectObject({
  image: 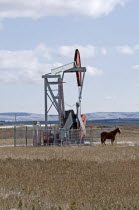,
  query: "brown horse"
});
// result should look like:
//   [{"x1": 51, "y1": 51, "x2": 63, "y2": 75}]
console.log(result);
[{"x1": 101, "y1": 128, "x2": 121, "y2": 145}]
